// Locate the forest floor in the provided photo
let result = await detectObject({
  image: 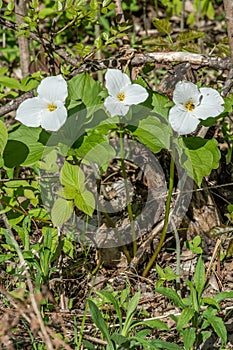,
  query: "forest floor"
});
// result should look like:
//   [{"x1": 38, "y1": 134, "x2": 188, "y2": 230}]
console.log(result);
[{"x1": 1, "y1": 1, "x2": 233, "y2": 349}]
